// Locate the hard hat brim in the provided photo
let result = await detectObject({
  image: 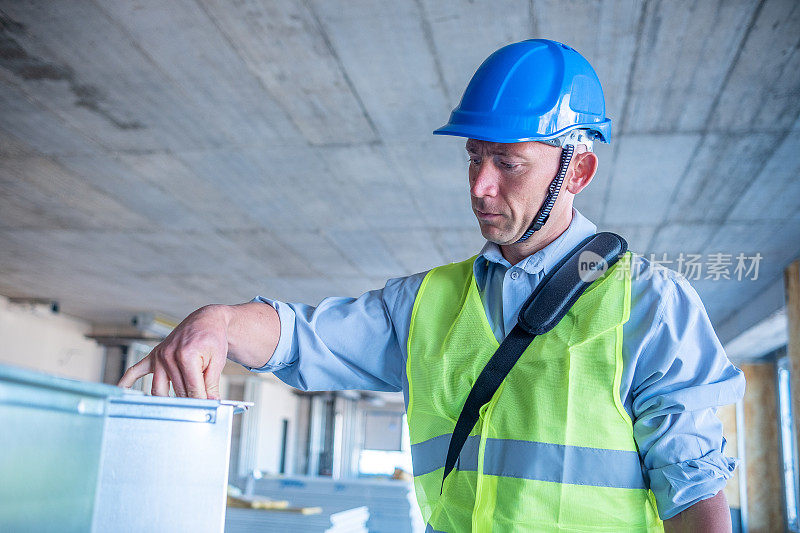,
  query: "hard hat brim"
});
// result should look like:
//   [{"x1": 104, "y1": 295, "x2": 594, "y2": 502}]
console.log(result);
[{"x1": 432, "y1": 121, "x2": 610, "y2": 144}]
